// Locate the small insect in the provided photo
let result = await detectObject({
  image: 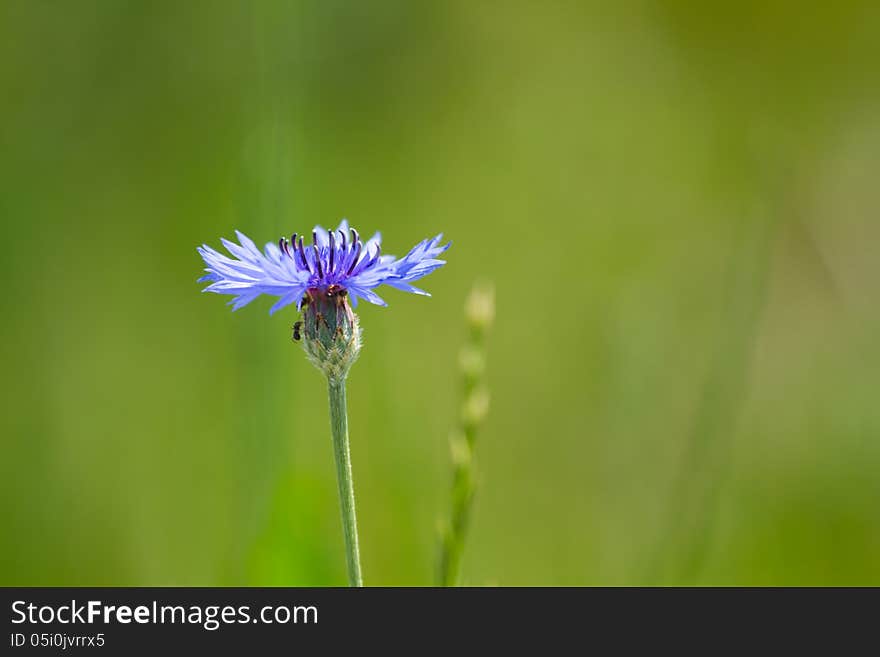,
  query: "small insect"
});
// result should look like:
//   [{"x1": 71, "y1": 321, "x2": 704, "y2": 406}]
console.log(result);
[
  {"x1": 326, "y1": 284, "x2": 347, "y2": 298},
  {"x1": 292, "y1": 320, "x2": 303, "y2": 342}
]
